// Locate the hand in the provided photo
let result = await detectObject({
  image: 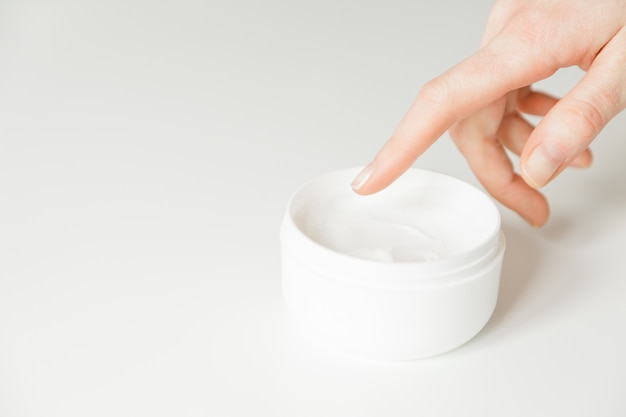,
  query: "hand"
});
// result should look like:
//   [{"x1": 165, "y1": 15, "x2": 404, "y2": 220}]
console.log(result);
[{"x1": 352, "y1": 0, "x2": 626, "y2": 226}]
